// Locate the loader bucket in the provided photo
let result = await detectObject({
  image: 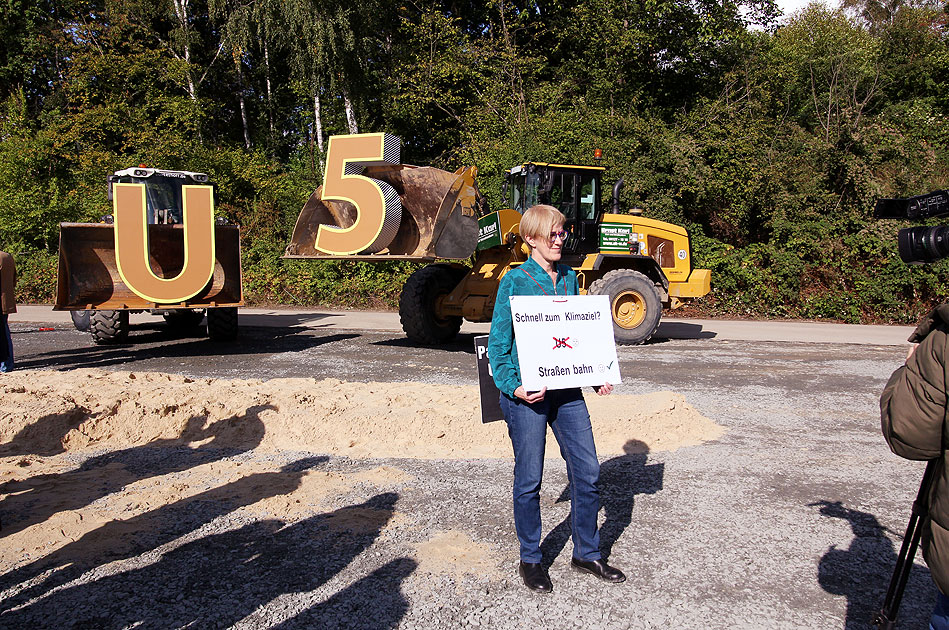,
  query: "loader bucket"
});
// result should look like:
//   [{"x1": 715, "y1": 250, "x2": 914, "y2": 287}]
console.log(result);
[
  {"x1": 54, "y1": 223, "x2": 243, "y2": 310},
  {"x1": 284, "y1": 164, "x2": 482, "y2": 260}
]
